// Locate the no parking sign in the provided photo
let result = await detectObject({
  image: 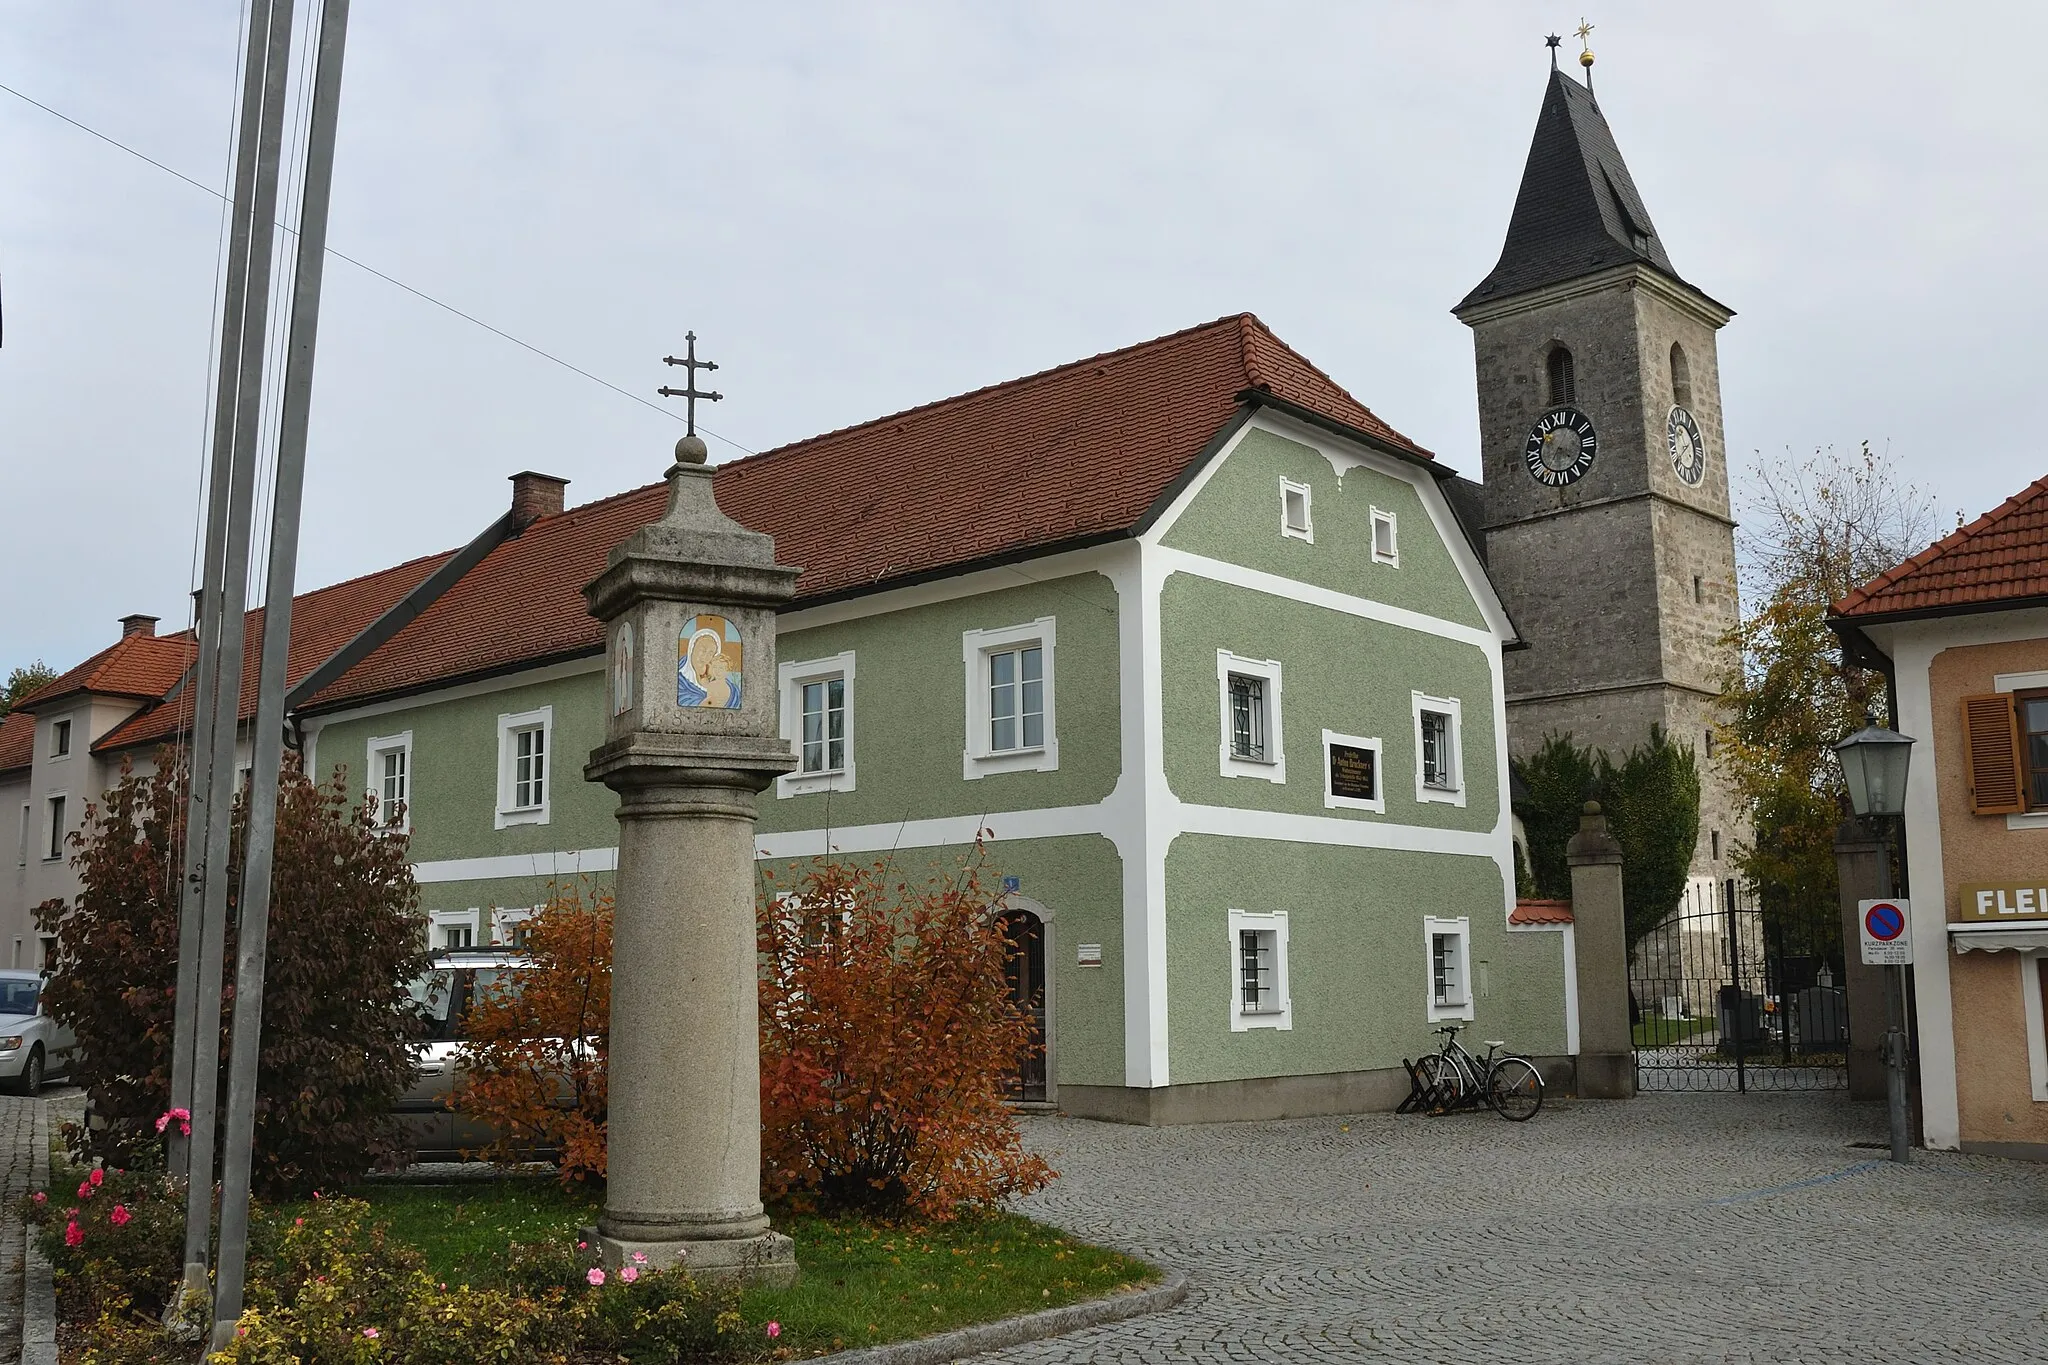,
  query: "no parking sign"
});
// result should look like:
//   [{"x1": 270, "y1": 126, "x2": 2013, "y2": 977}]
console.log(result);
[{"x1": 1858, "y1": 899, "x2": 1914, "y2": 965}]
